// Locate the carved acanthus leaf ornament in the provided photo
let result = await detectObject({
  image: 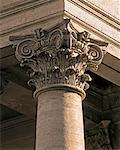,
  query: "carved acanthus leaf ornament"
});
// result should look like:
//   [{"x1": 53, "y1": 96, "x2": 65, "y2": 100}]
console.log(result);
[
  {"x1": 85, "y1": 120, "x2": 112, "y2": 150},
  {"x1": 10, "y1": 19, "x2": 108, "y2": 91}
]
